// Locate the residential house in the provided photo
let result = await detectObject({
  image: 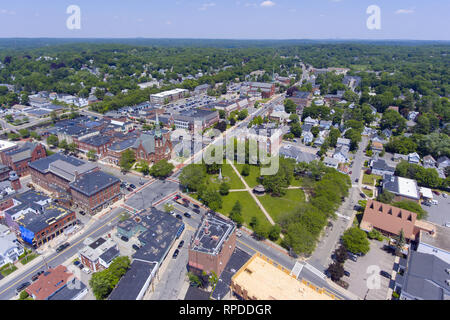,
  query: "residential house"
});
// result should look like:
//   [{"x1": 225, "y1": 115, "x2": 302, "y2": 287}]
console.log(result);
[
  {"x1": 303, "y1": 117, "x2": 318, "y2": 127},
  {"x1": 279, "y1": 145, "x2": 317, "y2": 164},
  {"x1": 370, "y1": 159, "x2": 395, "y2": 177},
  {"x1": 408, "y1": 152, "x2": 421, "y2": 165},
  {"x1": 333, "y1": 145, "x2": 349, "y2": 163},
  {"x1": 371, "y1": 141, "x2": 384, "y2": 153},
  {"x1": 336, "y1": 138, "x2": 351, "y2": 148},
  {"x1": 393, "y1": 153, "x2": 409, "y2": 162},
  {"x1": 302, "y1": 131, "x2": 314, "y2": 145},
  {"x1": 0, "y1": 225, "x2": 24, "y2": 267},
  {"x1": 79, "y1": 237, "x2": 120, "y2": 272},
  {"x1": 319, "y1": 120, "x2": 332, "y2": 130},
  {"x1": 323, "y1": 157, "x2": 339, "y2": 169},
  {"x1": 423, "y1": 155, "x2": 437, "y2": 169}
]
